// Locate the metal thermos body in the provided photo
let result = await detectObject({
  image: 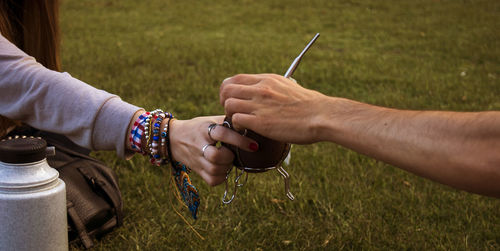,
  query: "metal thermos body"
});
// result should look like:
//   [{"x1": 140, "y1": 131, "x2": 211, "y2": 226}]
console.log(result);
[{"x1": 0, "y1": 137, "x2": 68, "y2": 251}]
